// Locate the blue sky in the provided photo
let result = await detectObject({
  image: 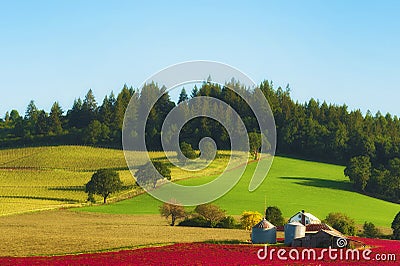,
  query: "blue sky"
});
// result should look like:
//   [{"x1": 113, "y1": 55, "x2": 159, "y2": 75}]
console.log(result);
[{"x1": 0, "y1": 0, "x2": 399, "y2": 116}]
